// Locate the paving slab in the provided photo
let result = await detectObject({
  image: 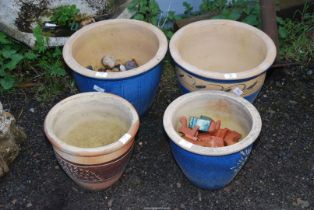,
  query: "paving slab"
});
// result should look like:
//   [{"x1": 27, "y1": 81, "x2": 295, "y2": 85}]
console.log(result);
[{"x1": 0, "y1": 0, "x2": 131, "y2": 48}]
